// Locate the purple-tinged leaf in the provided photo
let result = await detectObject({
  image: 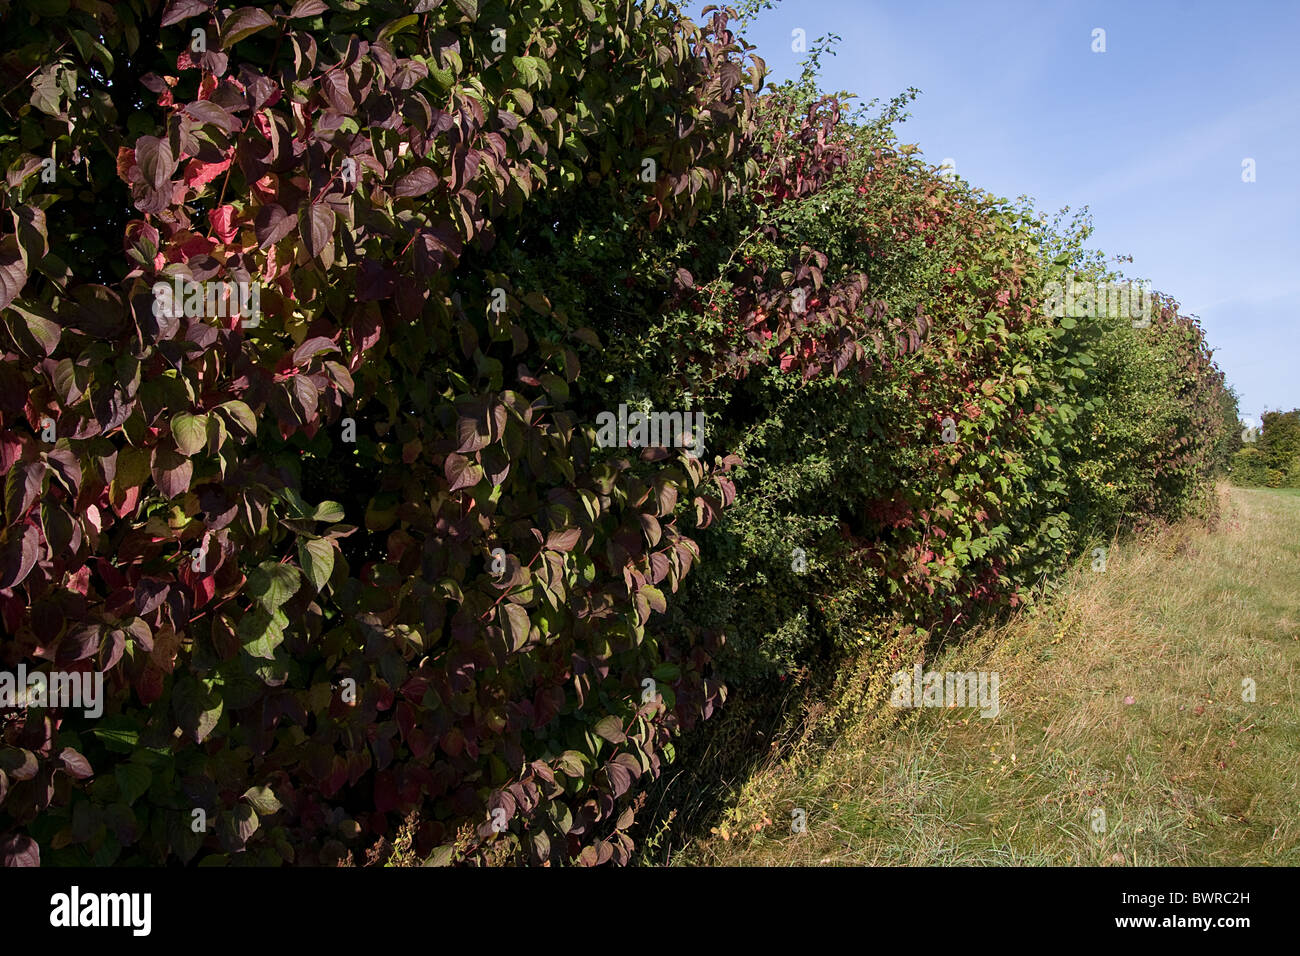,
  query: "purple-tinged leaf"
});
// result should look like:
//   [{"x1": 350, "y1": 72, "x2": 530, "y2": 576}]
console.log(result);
[
  {"x1": 56, "y1": 624, "x2": 100, "y2": 662},
  {"x1": 183, "y1": 100, "x2": 238, "y2": 134},
  {"x1": 0, "y1": 833, "x2": 39, "y2": 867},
  {"x1": 289, "y1": 0, "x2": 328, "y2": 17},
  {"x1": 161, "y1": 0, "x2": 212, "y2": 27},
  {"x1": 292, "y1": 336, "x2": 339, "y2": 366},
  {"x1": 319, "y1": 71, "x2": 353, "y2": 112},
  {"x1": 58, "y1": 748, "x2": 94, "y2": 779},
  {"x1": 255, "y1": 204, "x2": 297, "y2": 248},
  {"x1": 299, "y1": 204, "x2": 334, "y2": 260},
  {"x1": 221, "y1": 7, "x2": 276, "y2": 49},
  {"x1": 5, "y1": 460, "x2": 43, "y2": 522},
  {"x1": 544, "y1": 527, "x2": 581, "y2": 553},
  {"x1": 0, "y1": 523, "x2": 40, "y2": 589},
  {"x1": 395, "y1": 167, "x2": 438, "y2": 198},
  {"x1": 0, "y1": 237, "x2": 27, "y2": 311},
  {"x1": 151, "y1": 445, "x2": 193, "y2": 499},
  {"x1": 594, "y1": 715, "x2": 625, "y2": 744},
  {"x1": 135, "y1": 136, "x2": 175, "y2": 190},
  {"x1": 444, "y1": 453, "x2": 482, "y2": 491}
]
